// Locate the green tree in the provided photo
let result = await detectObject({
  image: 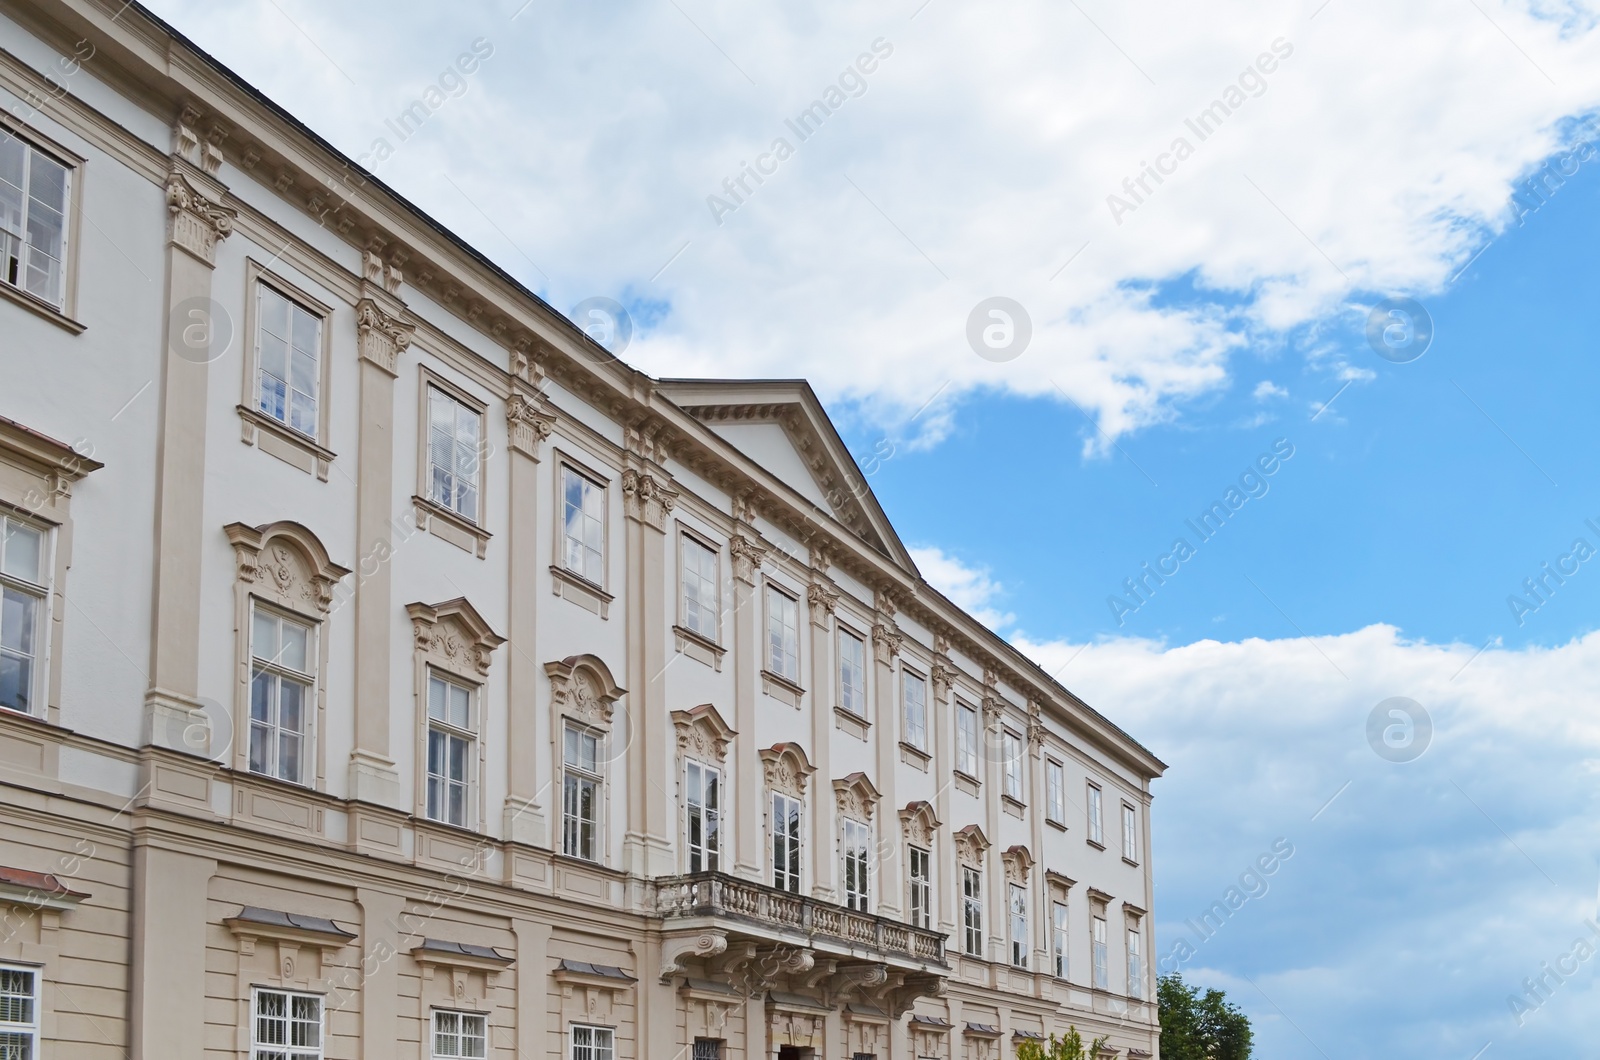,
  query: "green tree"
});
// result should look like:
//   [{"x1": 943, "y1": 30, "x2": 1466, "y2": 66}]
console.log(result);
[
  {"x1": 1014, "y1": 1026, "x2": 1110, "y2": 1060},
  {"x1": 1157, "y1": 973, "x2": 1254, "y2": 1060}
]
